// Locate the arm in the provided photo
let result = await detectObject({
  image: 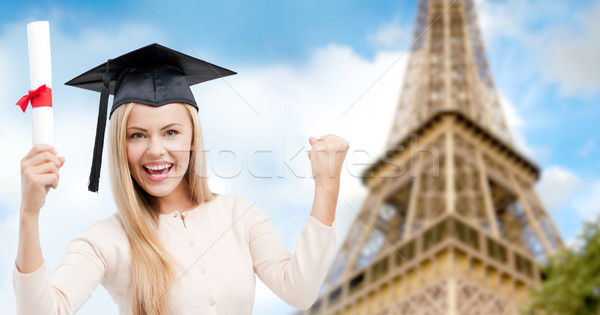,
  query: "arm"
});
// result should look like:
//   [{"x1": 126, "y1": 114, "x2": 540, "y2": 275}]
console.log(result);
[
  {"x1": 249, "y1": 134, "x2": 347, "y2": 309},
  {"x1": 247, "y1": 203, "x2": 336, "y2": 310},
  {"x1": 15, "y1": 212, "x2": 44, "y2": 275},
  {"x1": 13, "y1": 220, "x2": 111, "y2": 315},
  {"x1": 16, "y1": 144, "x2": 63, "y2": 274},
  {"x1": 13, "y1": 144, "x2": 107, "y2": 314}
]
